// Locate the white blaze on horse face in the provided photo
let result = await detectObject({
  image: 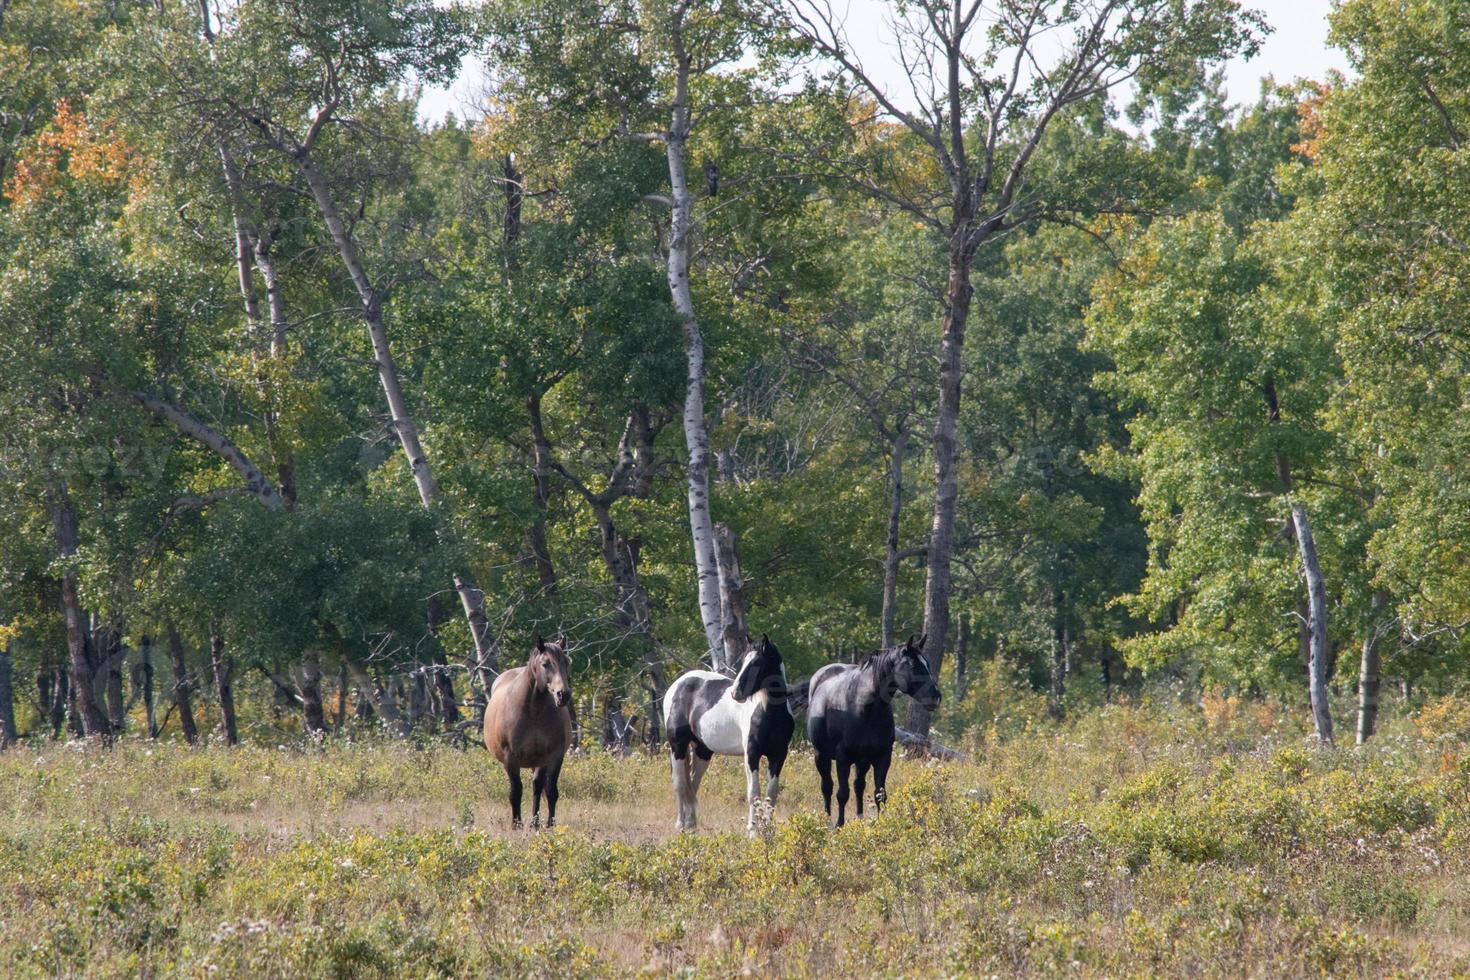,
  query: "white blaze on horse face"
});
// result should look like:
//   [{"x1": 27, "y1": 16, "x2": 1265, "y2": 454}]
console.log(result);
[{"x1": 731, "y1": 649, "x2": 758, "y2": 700}]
